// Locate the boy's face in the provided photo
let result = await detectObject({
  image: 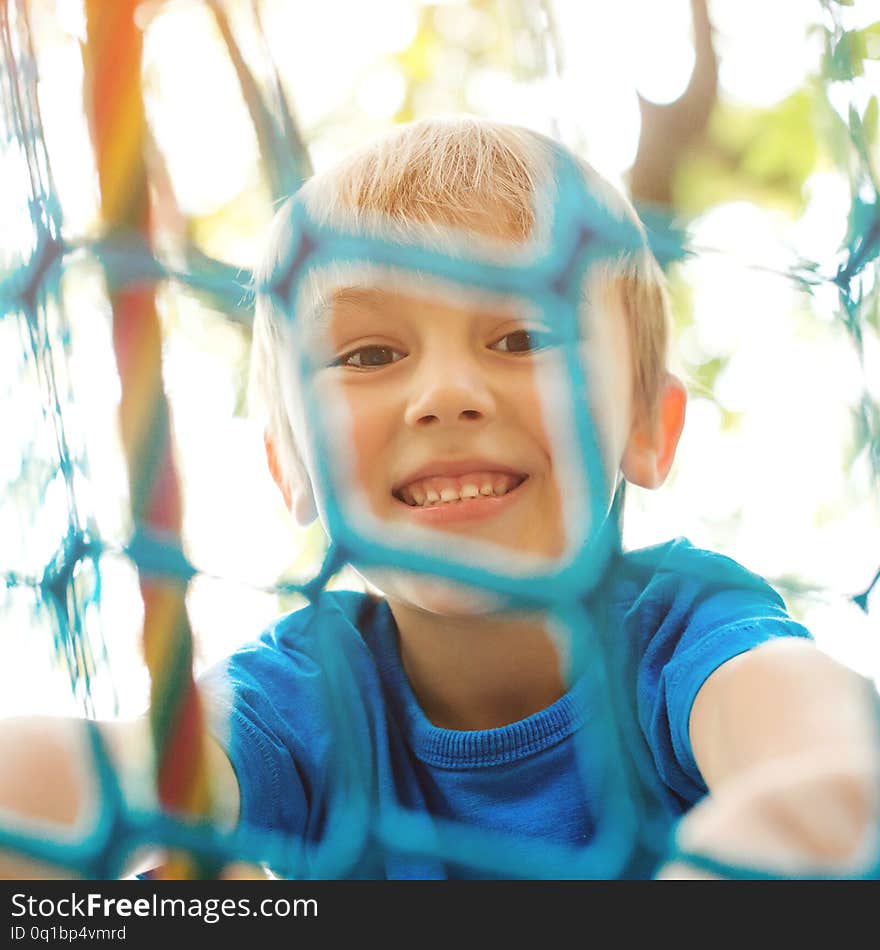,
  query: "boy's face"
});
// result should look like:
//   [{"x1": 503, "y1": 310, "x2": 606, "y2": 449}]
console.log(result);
[{"x1": 292, "y1": 277, "x2": 636, "y2": 611}]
